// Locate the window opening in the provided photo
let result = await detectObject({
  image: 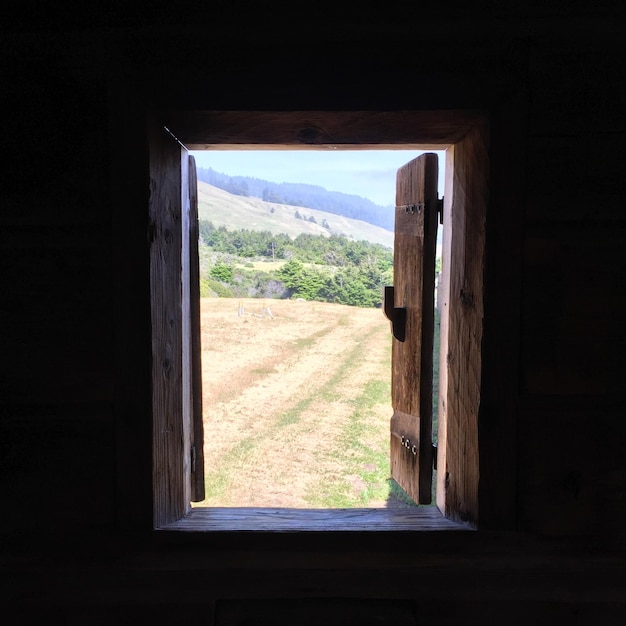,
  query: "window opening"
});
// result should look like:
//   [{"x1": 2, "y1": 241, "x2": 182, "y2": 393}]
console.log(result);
[
  {"x1": 189, "y1": 149, "x2": 445, "y2": 510},
  {"x1": 148, "y1": 110, "x2": 486, "y2": 531}
]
